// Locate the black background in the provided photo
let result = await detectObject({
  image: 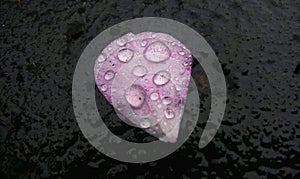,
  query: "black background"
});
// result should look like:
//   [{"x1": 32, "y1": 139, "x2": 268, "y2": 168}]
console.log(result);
[{"x1": 0, "y1": 0, "x2": 299, "y2": 178}]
